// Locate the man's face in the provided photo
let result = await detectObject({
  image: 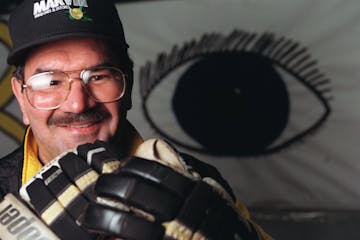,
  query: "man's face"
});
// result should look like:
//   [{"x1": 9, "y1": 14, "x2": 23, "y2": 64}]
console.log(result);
[{"x1": 12, "y1": 38, "x2": 126, "y2": 163}]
